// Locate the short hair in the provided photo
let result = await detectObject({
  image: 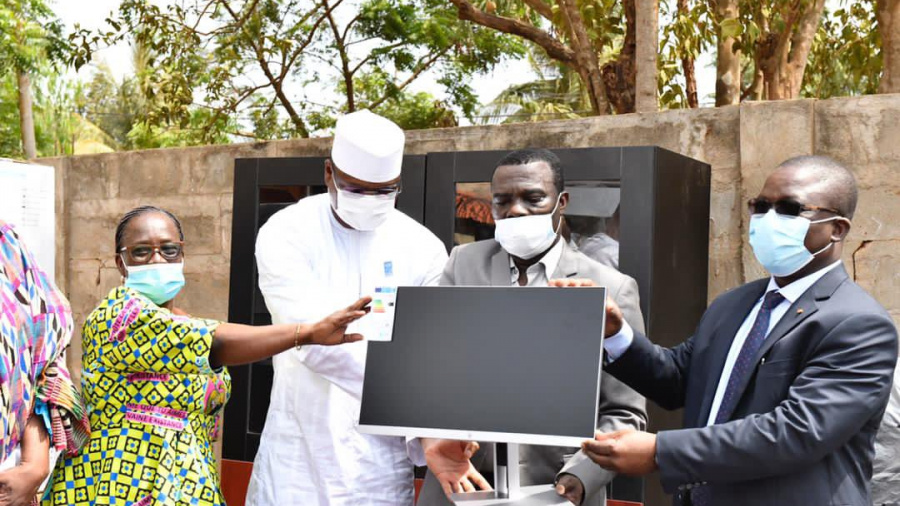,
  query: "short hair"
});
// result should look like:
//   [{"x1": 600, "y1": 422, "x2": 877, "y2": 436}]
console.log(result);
[
  {"x1": 494, "y1": 148, "x2": 565, "y2": 194},
  {"x1": 115, "y1": 206, "x2": 185, "y2": 252},
  {"x1": 777, "y1": 155, "x2": 858, "y2": 219}
]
